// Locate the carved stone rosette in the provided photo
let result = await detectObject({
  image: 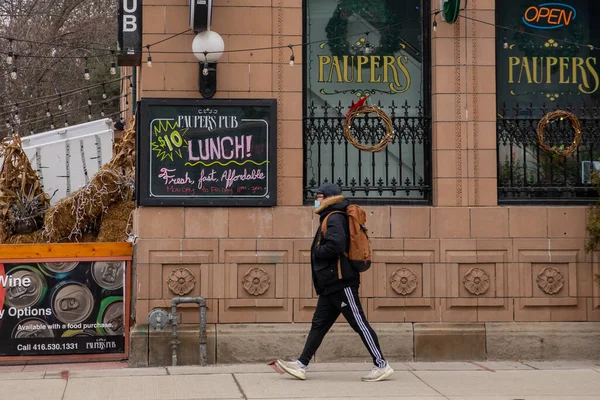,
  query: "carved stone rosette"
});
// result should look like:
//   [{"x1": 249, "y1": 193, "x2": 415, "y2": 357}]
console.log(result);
[
  {"x1": 536, "y1": 267, "x2": 564, "y2": 295},
  {"x1": 463, "y1": 267, "x2": 490, "y2": 296},
  {"x1": 242, "y1": 267, "x2": 271, "y2": 296},
  {"x1": 390, "y1": 268, "x2": 418, "y2": 296},
  {"x1": 167, "y1": 267, "x2": 196, "y2": 296}
]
